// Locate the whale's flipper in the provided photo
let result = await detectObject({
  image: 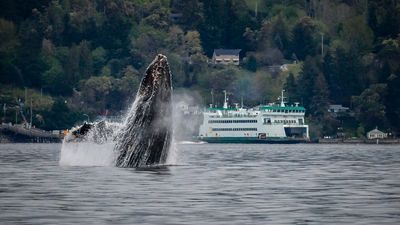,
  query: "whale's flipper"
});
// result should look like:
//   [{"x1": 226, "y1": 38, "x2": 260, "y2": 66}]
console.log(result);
[{"x1": 114, "y1": 54, "x2": 172, "y2": 167}]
